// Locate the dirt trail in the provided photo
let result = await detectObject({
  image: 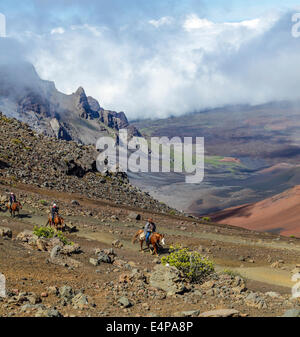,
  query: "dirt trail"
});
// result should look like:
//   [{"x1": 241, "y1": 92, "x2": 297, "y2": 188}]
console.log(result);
[
  {"x1": 232, "y1": 267, "x2": 294, "y2": 288},
  {"x1": 2, "y1": 193, "x2": 299, "y2": 295}
]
